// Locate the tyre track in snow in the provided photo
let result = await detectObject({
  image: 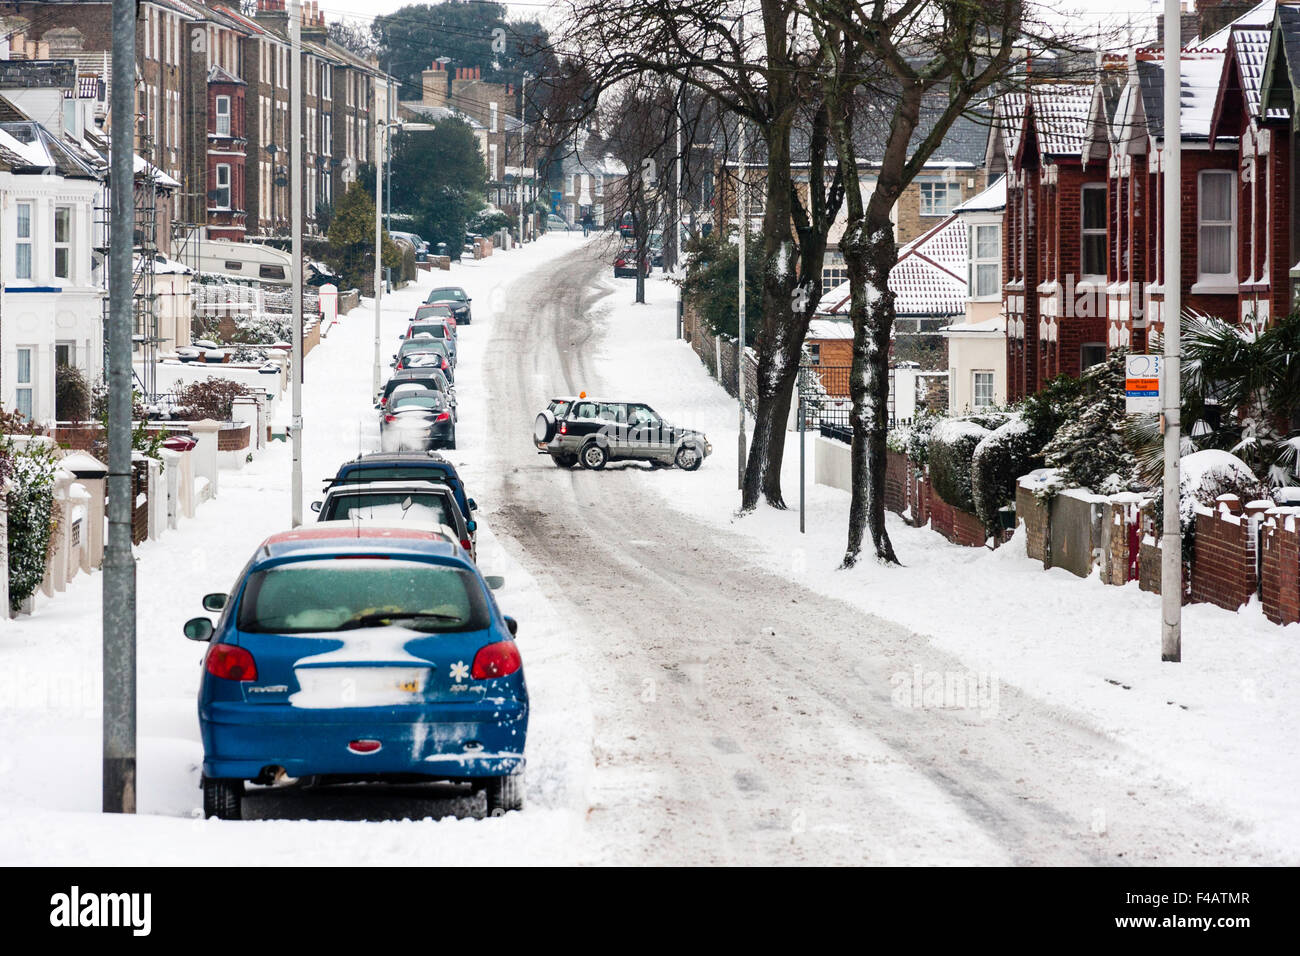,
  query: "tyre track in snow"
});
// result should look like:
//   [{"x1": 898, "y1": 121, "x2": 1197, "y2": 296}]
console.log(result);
[{"x1": 480, "y1": 242, "x2": 1272, "y2": 865}]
